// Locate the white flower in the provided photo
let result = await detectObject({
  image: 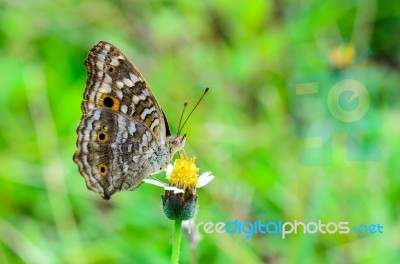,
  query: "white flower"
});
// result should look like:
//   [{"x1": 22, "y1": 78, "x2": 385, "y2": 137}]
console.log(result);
[
  {"x1": 153, "y1": 155, "x2": 214, "y2": 221},
  {"x1": 143, "y1": 157, "x2": 214, "y2": 193}
]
